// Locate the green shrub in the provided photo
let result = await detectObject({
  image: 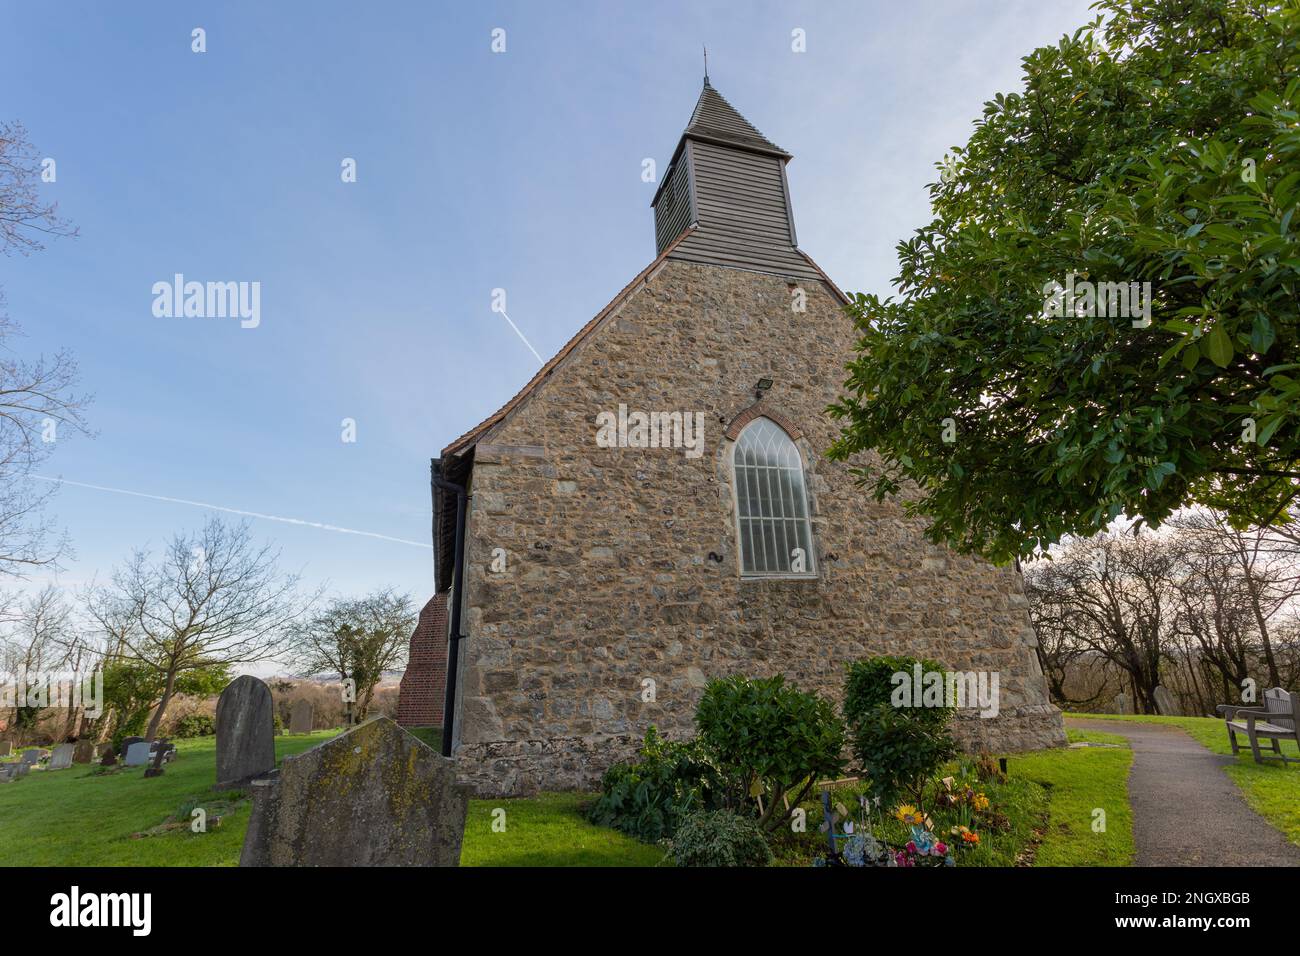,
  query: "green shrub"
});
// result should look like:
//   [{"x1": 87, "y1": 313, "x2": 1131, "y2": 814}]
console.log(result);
[
  {"x1": 853, "y1": 702, "x2": 957, "y2": 809},
  {"x1": 843, "y1": 655, "x2": 952, "y2": 729},
  {"x1": 173, "y1": 713, "x2": 216, "y2": 738},
  {"x1": 671, "y1": 809, "x2": 773, "y2": 867},
  {"x1": 586, "y1": 727, "x2": 722, "y2": 842},
  {"x1": 695, "y1": 674, "x2": 845, "y2": 831}
]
